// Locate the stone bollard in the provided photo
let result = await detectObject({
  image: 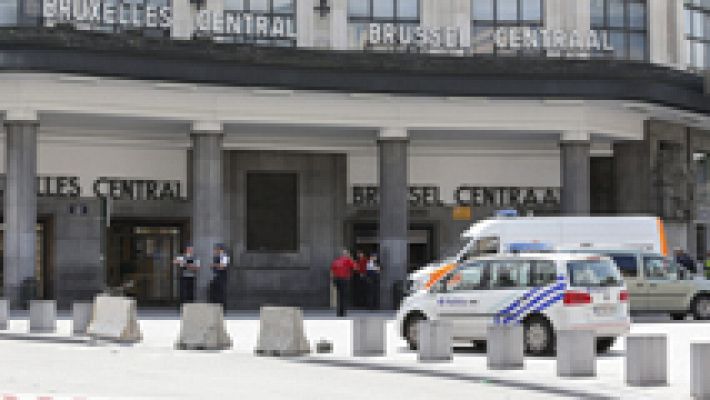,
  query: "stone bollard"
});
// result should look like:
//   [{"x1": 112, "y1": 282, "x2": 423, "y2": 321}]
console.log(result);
[
  {"x1": 254, "y1": 306, "x2": 310, "y2": 356},
  {"x1": 487, "y1": 324, "x2": 524, "y2": 370},
  {"x1": 625, "y1": 334, "x2": 668, "y2": 387},
  {"x1": 352, "y1": 317, "x2": 386, "y2": 357},
  {"x1": 0, "y1": 298, "x2": 8, "y2": 330},
  {"x1": 691, "y1": 342, "x2": 710, "y2": 399},
  {"x1": 29, "y1": 300, "x2": 57, "y2": 333},
  {"x1": 557, "y1": 330, "x2": 595, "y2": 377},
  {"x1": 175, "y1": 303, "x2": 232, "y2": 350},
  {"x1": 86, "y1": 296, "x2": 142, "y2": 343},
  {"x1": 418, "y1": 320, "x2": 453, "y2": 362},
  {"x1": 72, "y1": 302, "x2": 94, "y2": 335}
]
